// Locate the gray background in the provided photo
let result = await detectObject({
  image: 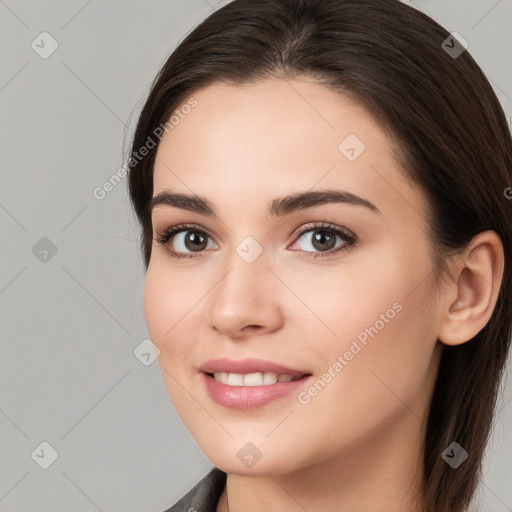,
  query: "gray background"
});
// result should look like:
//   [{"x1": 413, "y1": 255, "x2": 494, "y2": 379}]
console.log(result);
[{"x1": 1, "y1": 0, "x2": 511, "y2": 511}]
